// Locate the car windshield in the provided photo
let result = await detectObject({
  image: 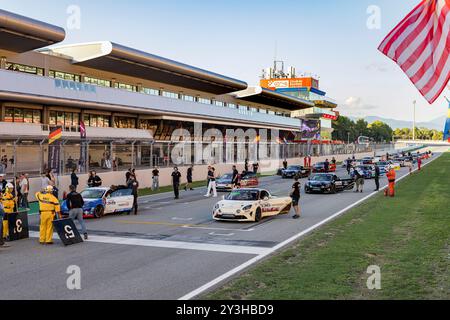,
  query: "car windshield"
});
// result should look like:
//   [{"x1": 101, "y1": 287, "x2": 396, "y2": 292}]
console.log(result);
[
  {"x1": 315, "y1": 163, "x2": 325, "y2": 166},
  {"x1": 377, "y1": 162, "x2": 388, "y2": 165},
  {"x1": 287, "y1": 166, "x2": 301, "y2": 170},
  {"x1": 226, "y1": 190, "x2": 259, "y2": 201},
  {"x1": 219, "y1": 174, "x2": 233, "y2": 180},
  {"x1": 80, "y1": 189, "x2": 105, "y2": 199},
  {"x1": 310, "y1": 175, "x2": 332, "y2": 182}
]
